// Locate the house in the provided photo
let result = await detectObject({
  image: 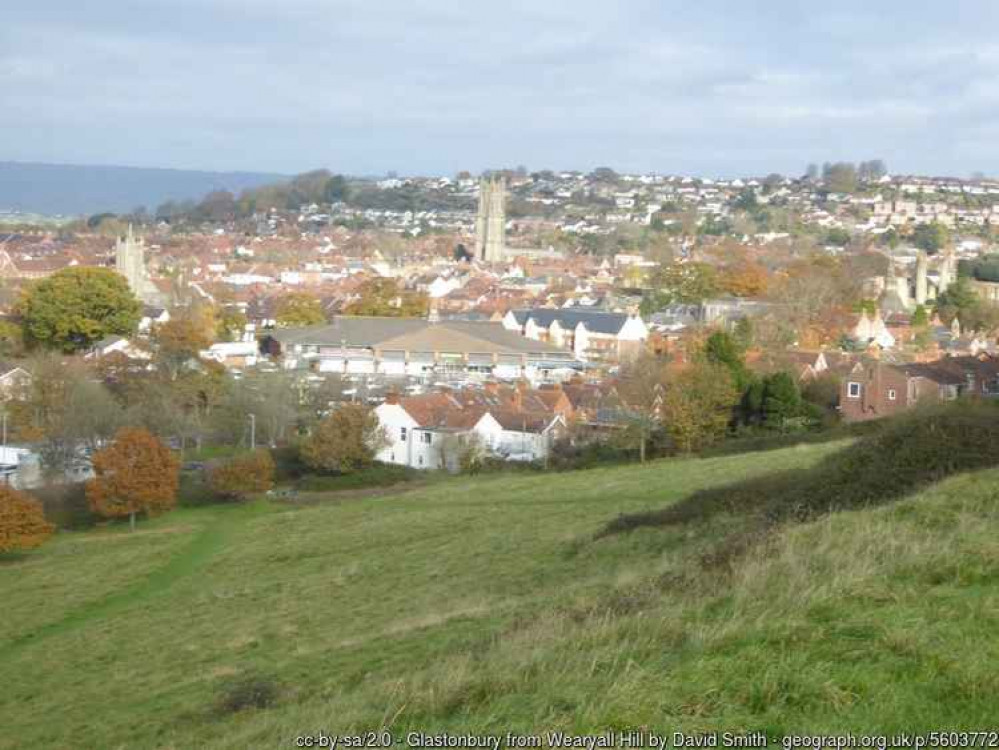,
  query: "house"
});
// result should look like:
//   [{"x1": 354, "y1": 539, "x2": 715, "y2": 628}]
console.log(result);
[
  {"x1": 840, "y1": 354, "x2": 999, "y2": 421},
  {"x1": 85, "y1": 336, "x2": 152, "y2": 361},
  {"x1": 374, "y1": 388, "x2": 565, "y2": 470},
  {"x1": 200, "y1": 341, "x2": 259, "y2": 369},
  {"x1": 138, "y1": 306, "x2": 170, "y2": 334},
  {"x1": 502, "y1": 308, "x2": 647, "y2": 363},
  {"x1": 0, "y1": 362, "x2": 31, "y2": 398}
]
